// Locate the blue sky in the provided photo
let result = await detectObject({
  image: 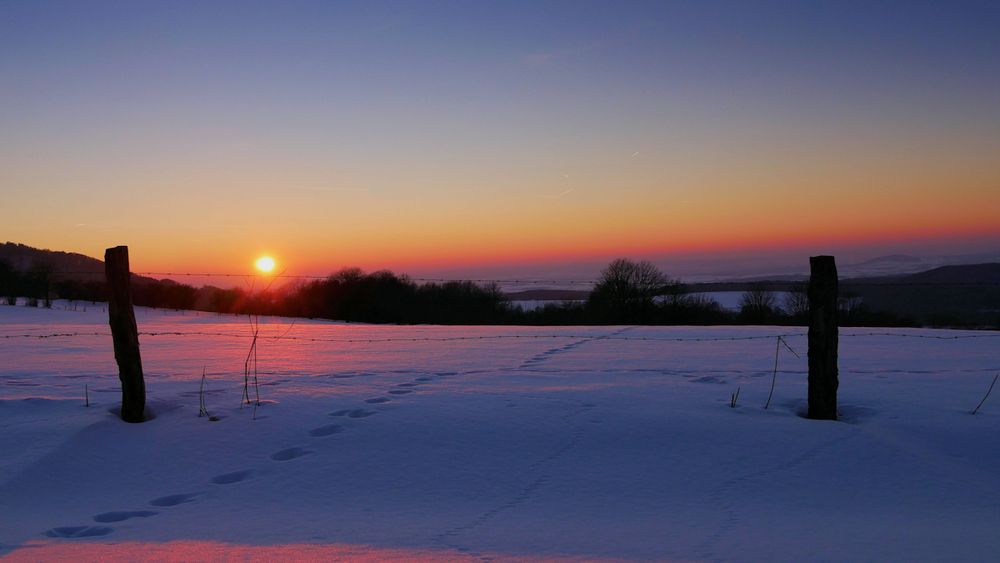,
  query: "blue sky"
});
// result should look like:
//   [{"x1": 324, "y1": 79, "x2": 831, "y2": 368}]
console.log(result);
[{"x1": 3, "y1": 1, "x2": 999, "y2": 277}]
